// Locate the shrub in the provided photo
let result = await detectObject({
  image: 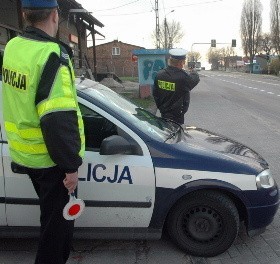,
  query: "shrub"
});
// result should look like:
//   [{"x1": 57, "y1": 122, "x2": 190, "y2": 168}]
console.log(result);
[{"x1": 269, "y1": 58, "x2": 280, "y2": 75}]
